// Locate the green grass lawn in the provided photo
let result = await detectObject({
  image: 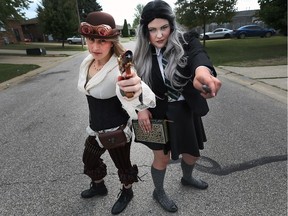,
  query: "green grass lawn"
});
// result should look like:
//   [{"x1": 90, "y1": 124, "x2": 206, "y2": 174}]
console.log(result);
[
  {"x1": 0, "y1": 42, "x2": 87, "y2": 83},
  {"x1": 0, "y1": 64, "x2": 40, "y2": 83},
  {"x1": 203, "y1": 36, "x2": 287, "y2": 66},
  {"x1": 0, "y1": 36, "x2": 287, "y2": 83}
]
